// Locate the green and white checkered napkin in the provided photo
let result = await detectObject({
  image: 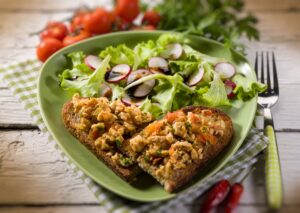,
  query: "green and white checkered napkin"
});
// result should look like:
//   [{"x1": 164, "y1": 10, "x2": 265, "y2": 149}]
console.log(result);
[{"x1": 0, "y1": 58, "x2": 268, "y2": 213}]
